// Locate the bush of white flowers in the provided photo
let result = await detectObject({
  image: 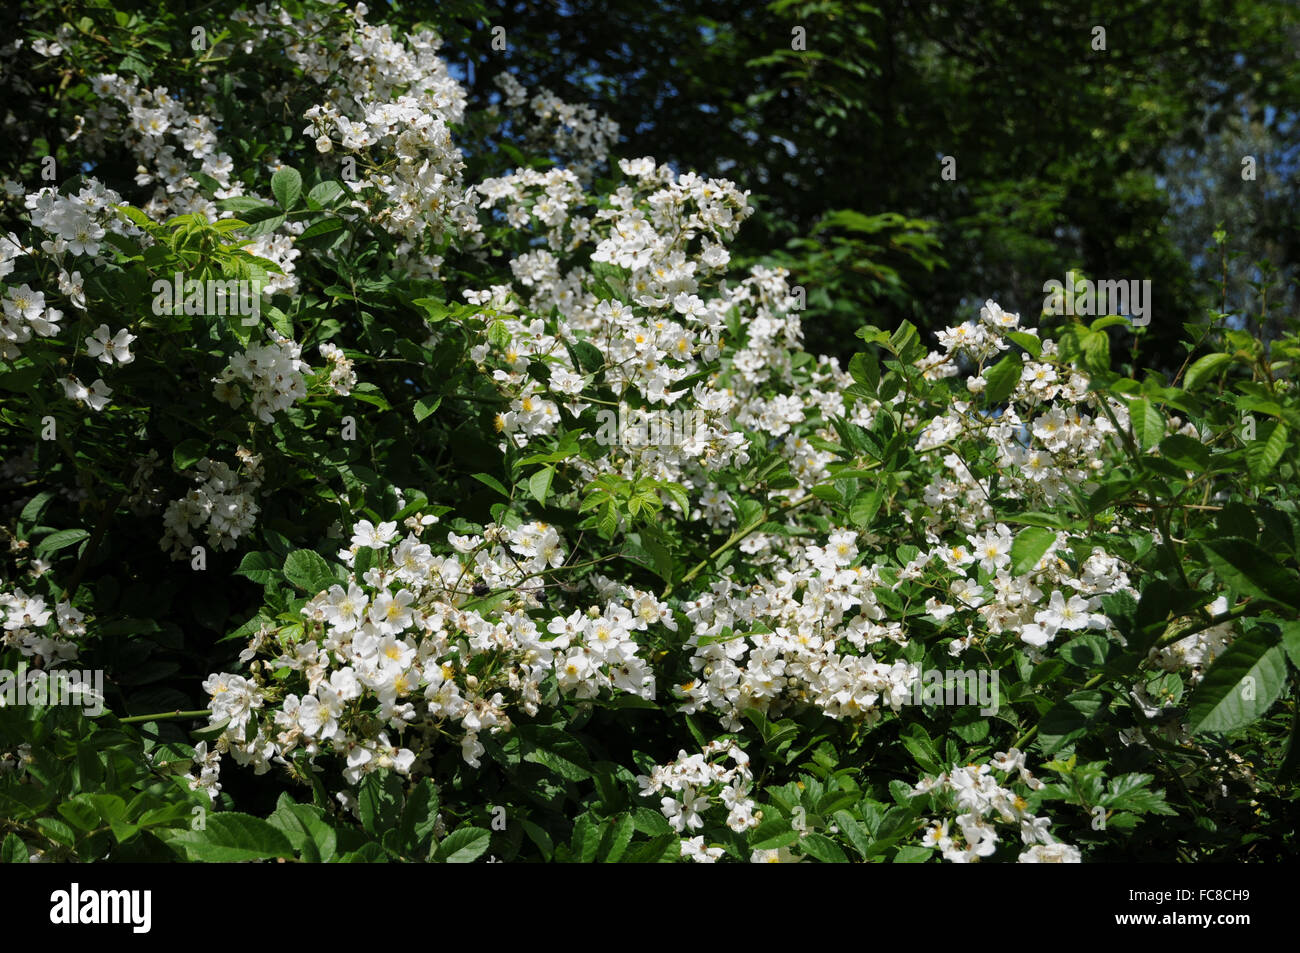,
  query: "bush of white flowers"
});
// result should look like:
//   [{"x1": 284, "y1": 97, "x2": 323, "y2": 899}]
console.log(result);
[{"x1": 1, "y1": 0, "x2": 1298, "y2": 864}]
